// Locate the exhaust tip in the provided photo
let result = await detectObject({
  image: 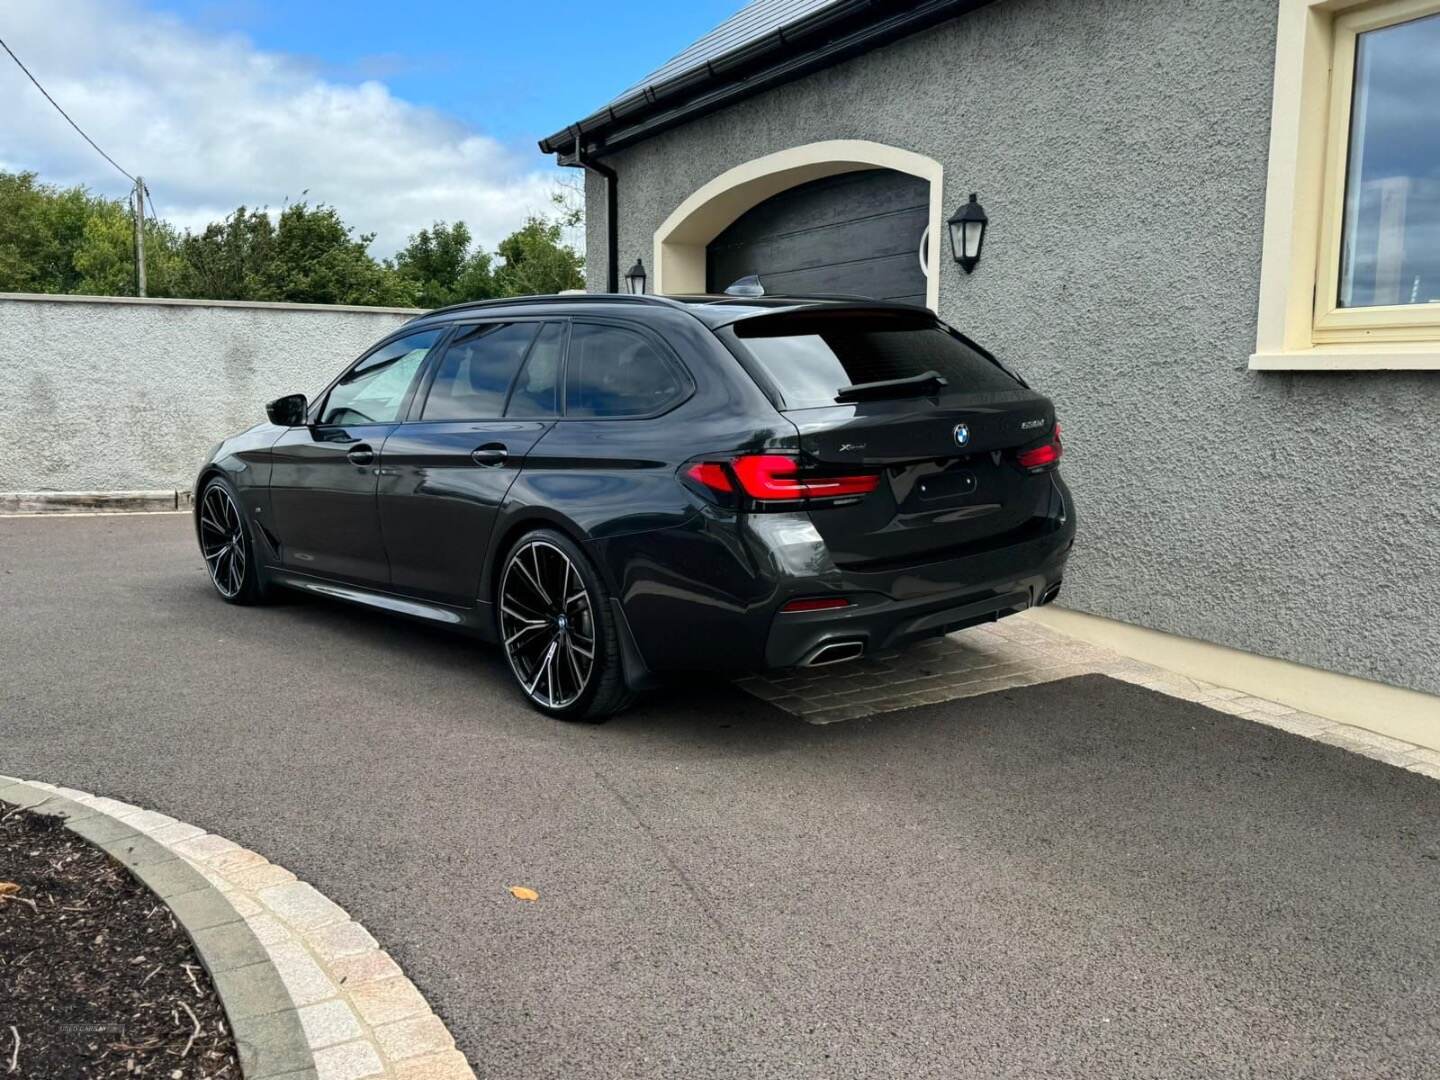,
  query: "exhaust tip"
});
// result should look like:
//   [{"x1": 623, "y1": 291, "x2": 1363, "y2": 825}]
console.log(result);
[
  {"x1": 803, "y1": 639, "x2": 866, "y2": 667},
  {"x1": 1038, "y1": 582, "x2": 1062, "y2": 606}
]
